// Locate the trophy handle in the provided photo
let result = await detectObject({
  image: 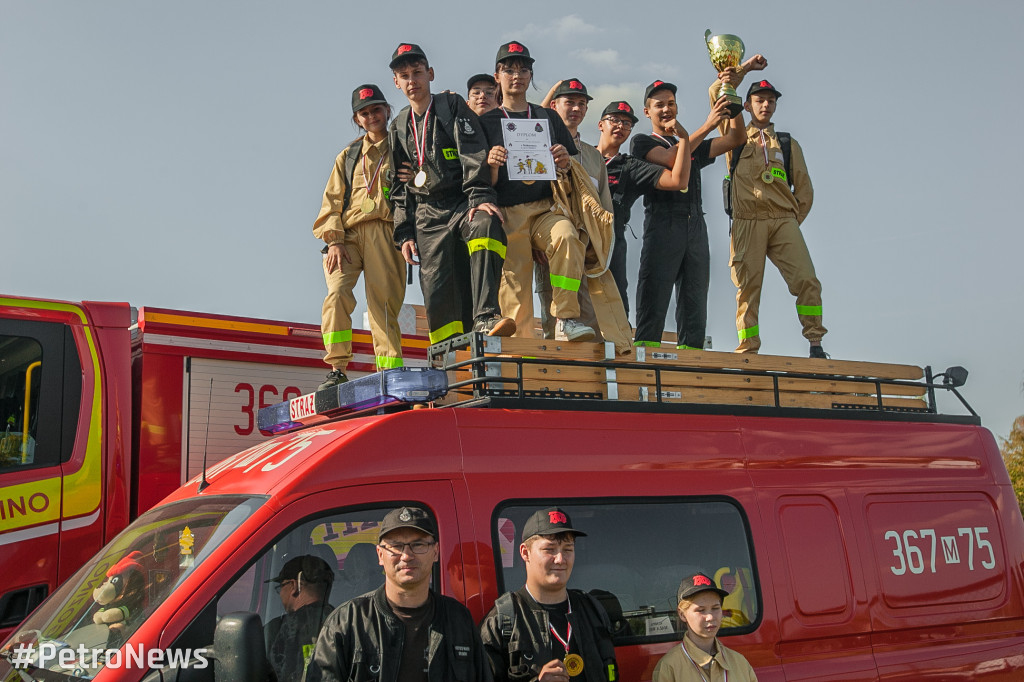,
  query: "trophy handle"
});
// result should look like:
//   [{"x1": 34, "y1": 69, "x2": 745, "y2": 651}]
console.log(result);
[{"x1": 704, "y1": 29, "x2": 712, "y2": 45}]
